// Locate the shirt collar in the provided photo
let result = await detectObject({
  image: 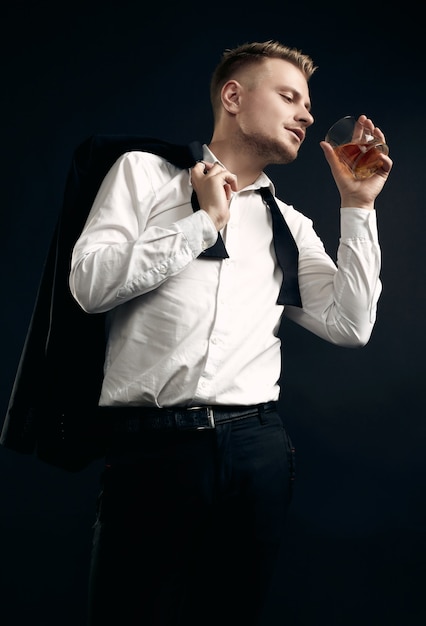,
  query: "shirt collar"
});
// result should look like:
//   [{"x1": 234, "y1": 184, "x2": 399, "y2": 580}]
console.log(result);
[{"x1": 202, "y1": 144, "x2": 276, "y2": 196}]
